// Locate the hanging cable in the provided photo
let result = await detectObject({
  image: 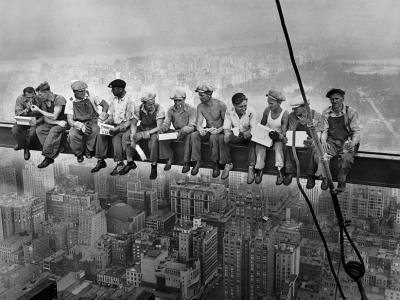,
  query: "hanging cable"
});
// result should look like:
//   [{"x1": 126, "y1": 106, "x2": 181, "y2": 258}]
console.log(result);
[{"x1": 274, "y1": 0, "x2": 368, "y2": 299}]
